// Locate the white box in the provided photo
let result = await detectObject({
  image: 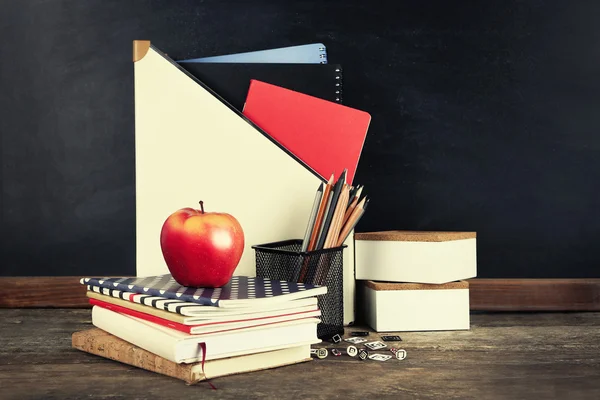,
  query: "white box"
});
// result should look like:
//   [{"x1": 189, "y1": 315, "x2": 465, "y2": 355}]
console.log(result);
[
  {"x1": 355, "y1": 231, "x2": 477, "y2": 284},
  {"x1": 362, "y1": 280, "x2": 470, "y2": 332}
]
